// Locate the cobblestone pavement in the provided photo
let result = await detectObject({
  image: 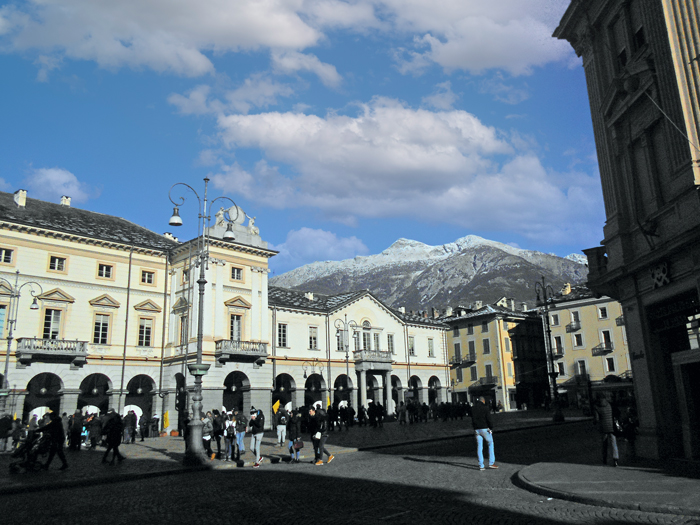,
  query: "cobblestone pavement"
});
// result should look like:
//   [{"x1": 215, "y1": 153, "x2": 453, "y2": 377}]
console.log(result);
[{"x1": 2, "y1": 419, "x2": 699, "y2": 525}]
